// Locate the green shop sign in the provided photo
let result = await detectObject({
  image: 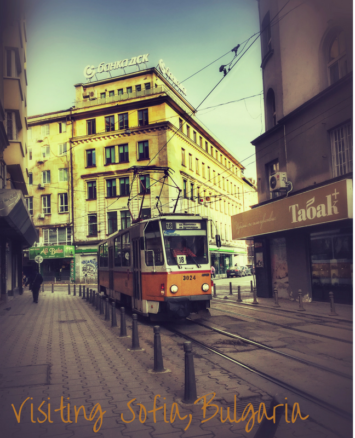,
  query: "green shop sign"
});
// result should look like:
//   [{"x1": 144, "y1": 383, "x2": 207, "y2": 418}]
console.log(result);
[{"x1": 29, "y1": 245, "x2": 75, "y2": 260}]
